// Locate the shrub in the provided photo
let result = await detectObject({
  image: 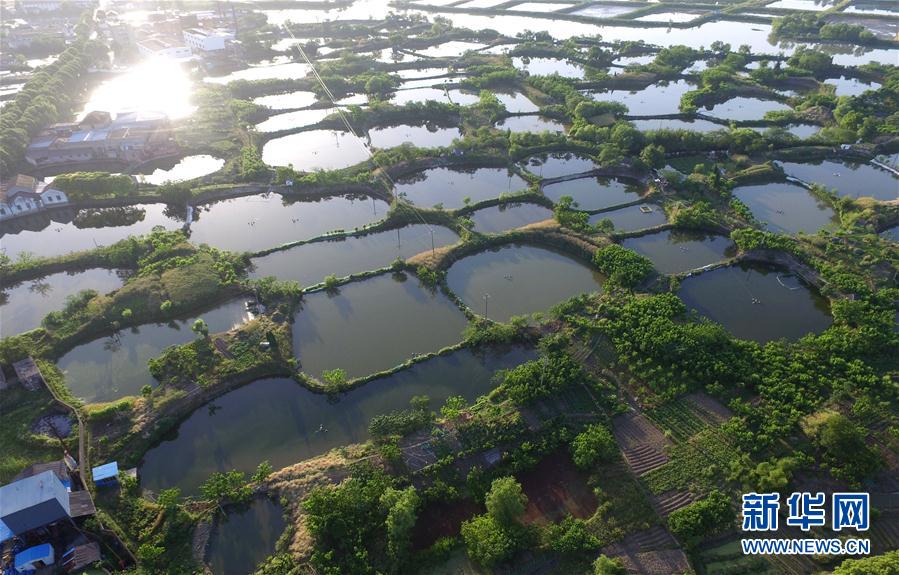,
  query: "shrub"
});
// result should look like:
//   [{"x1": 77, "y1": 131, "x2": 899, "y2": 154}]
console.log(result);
[
  {"x1": 570, "y1": 424, "x2": 618, "y2": 469},
  {"x1": 667, "y1": 490, "x2": 734, "y2": 547},
  {"x1": 593, "y1": 244, "x2": 653, "y2": 287}
]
